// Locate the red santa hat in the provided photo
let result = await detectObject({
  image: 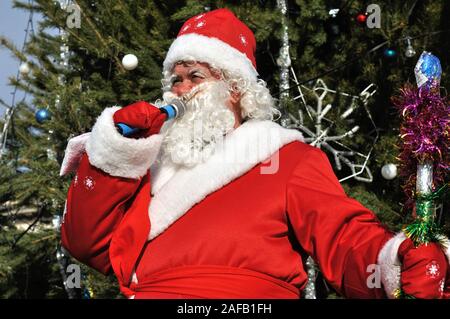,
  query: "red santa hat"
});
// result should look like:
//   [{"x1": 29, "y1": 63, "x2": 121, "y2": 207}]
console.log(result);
[{"x1": 163, "y1": 8, "x2": 258, "y2": 82}]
